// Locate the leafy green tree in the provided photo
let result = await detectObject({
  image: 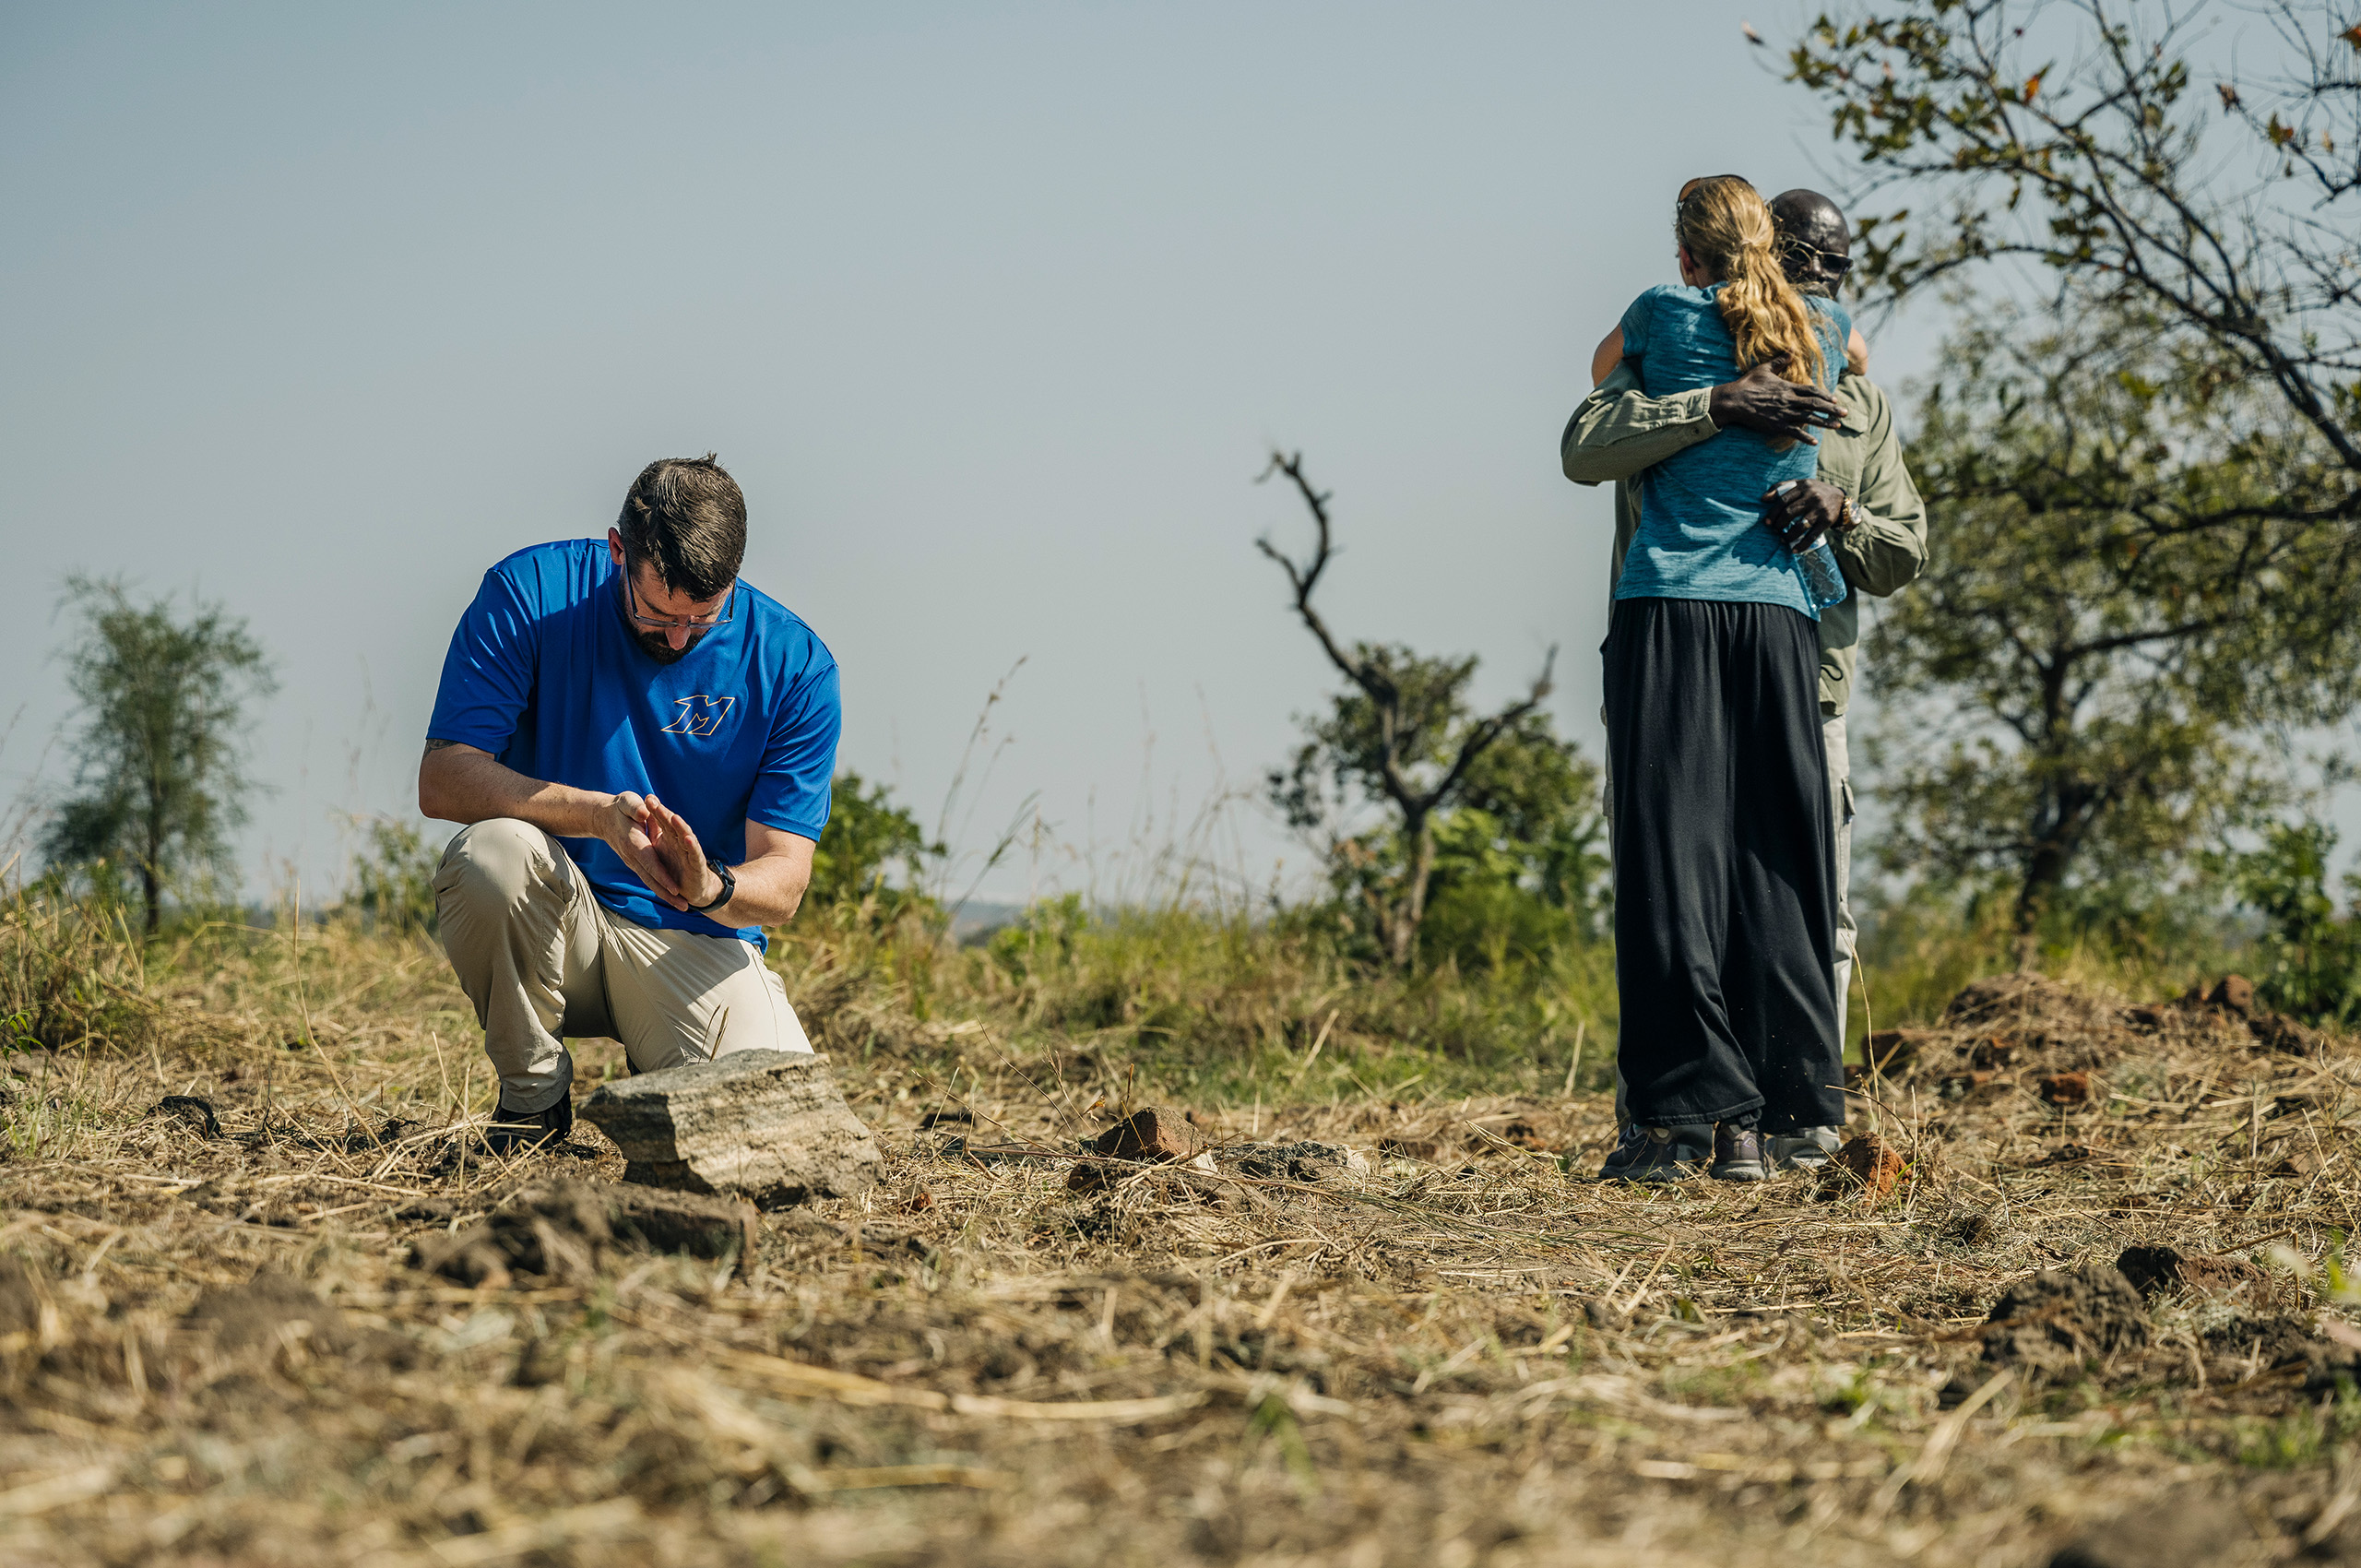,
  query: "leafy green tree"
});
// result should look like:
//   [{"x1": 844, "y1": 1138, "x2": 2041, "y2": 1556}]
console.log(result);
[
  {"x1": 1256, "y1": 452, "x2": 1580, "y2": 968},
  {"x1": 1789, "y1": 0, "x2": 2361, "y2": 505},
  {"x1": 2225, "y1": 817, "x2": 2361, "y2": 1025},
  {"x1": 344, "y1": 818, "x2": 443, "y2": 934},
  {"x1": 1868, "y1": 293, "x2": 2361, "y2": 932},
  {"x1": 41, "y1": 576, "x2": 277, "y2": 938},
  {"x1": 1358, "y1": 712, "x2": 1609, "y2": 973},
  {"x1": 806, "y1": 771, "x2": 943, "y2": 914}
]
